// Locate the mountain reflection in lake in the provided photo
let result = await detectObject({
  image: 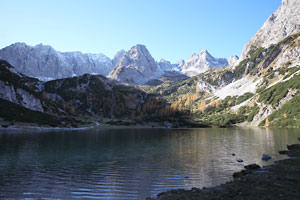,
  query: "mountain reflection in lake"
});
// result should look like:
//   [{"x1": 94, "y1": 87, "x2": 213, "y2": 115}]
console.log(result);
[{"x1": 0, "y1": 127, "x2": 299, "y2": 199}]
